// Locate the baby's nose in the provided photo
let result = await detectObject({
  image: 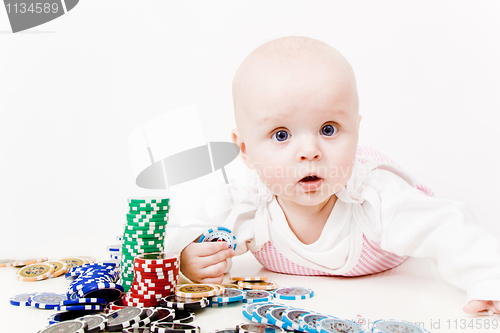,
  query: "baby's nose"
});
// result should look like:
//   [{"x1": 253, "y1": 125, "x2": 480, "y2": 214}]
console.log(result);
[{"x1": 298, "y1": 141, "x2": 322, "y2": 161}]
